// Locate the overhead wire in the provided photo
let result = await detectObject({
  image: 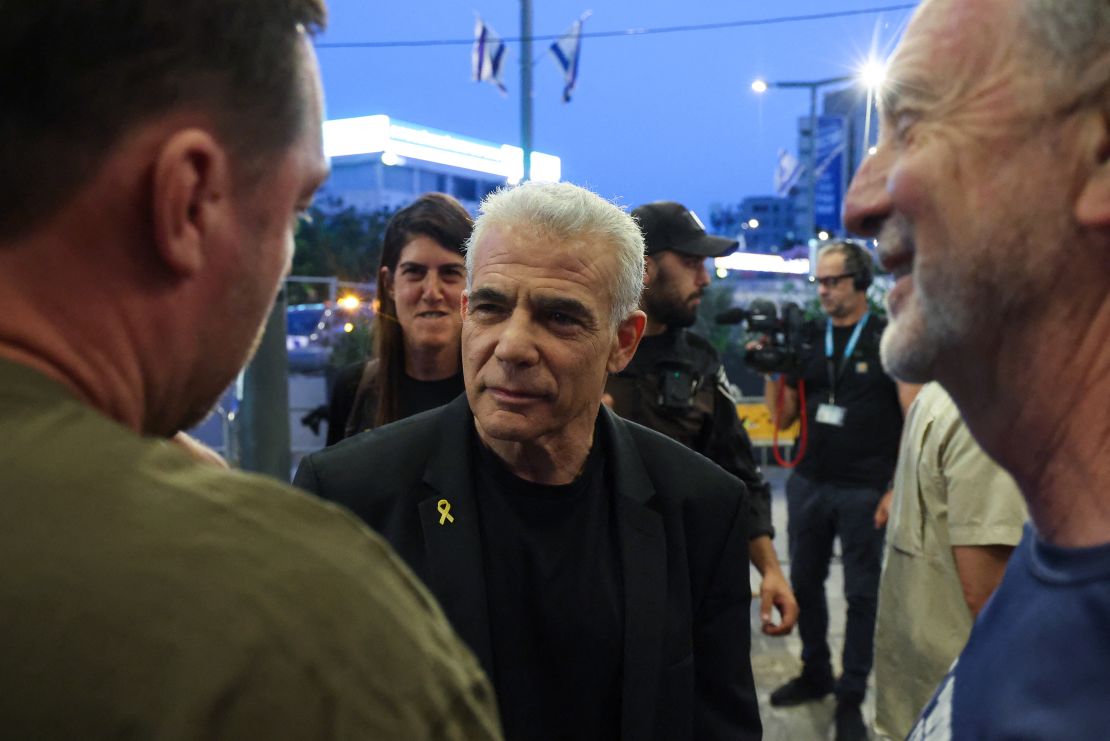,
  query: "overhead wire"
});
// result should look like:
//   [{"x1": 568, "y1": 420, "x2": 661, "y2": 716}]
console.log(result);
[{"x1": 314, "y1": 4, "x2": 917, "y2": 49}]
